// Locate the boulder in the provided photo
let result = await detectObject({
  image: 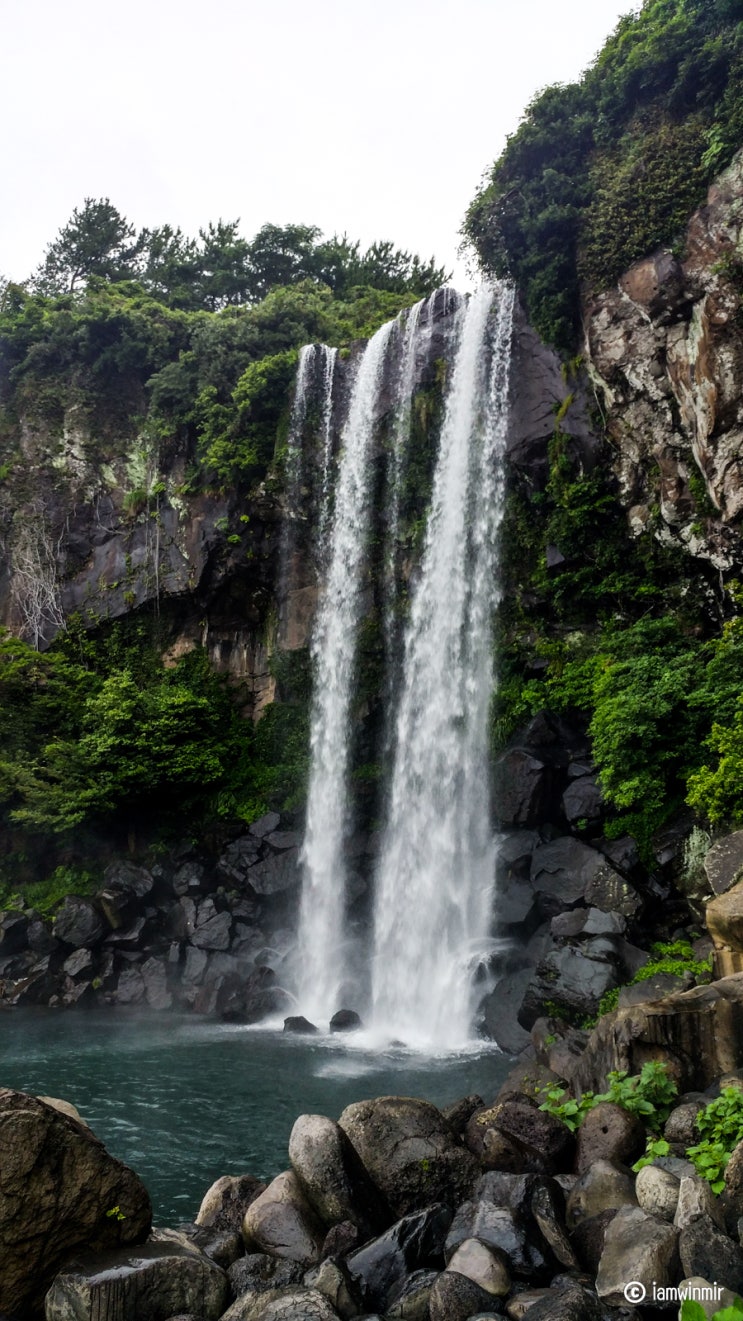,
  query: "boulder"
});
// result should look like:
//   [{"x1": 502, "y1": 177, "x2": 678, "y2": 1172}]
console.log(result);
[
  {"x1": 243, "y1": 1171, "x2": 325, "y2": 1265},
  {"x1": 634, "y1": 1164, "x2": 680, "y2": 1221},
  {"x1": 288, "y1": 1114, "x2": 390, "y2": 1236},
  {"x1": 446, "y1": 1237, "x2": 511, "y2": 1295},
  {"x1": 566, "y1": 1160, "x2": 637, "y2": 1230},
  {"x1": 196, "y1": 1174, "x2": 267, "y2": 1232},
  {"x1": 229, "y1": 1253, "x2": 303, "y2": 1297},
  {"x1": 284, "y1": 1017, "x2": 318, "y2": 1035},
  {"x1": 220, "y1": 1285, "x2": 340, "y2": 1320},
  {"x1": 445, "y1": 1202, "x2": 550, "y2": 1281},
  {"x1": 511, "y1": 1277, "x2": 604, "y2": 1321},
  {"x1": 569, "y1": 1209, "x2": 618, "y2": 1274},
  {"x1": 679, "y1": 1212, "x2": 743, "y2": 1292},
  {"x1": 329, "y1": 1010, "x2": 362, "y2": 1033},
  {"x1": 493, "y1": 750, "x2": 551, "y2": 828},
  {"x1": 479, "y1": 971, "x2": 533, "y2": 1054},
  {"x1": 675, "y1": 1175, "x2": 726, "y2": 1230},
  {"x1": 704, "y1": 831, "x2": 743, "y2": 896},
  {"x1": 664, "y1": 1099, "x2": 705, "y2": 1146},
  {"x1": 249, "y1": 813, "x2": 281, "y2": 839},
  {"x1": 0, "y1": 1088, "x2": 151, "y2": 1317},
  {"x1": 530, "y1": 1179, "x2": 577, "y2": 1268},
  {"x1": 338, "y1": 1096, "x2": 478, "y2": 1216},
  {"x1": 45, "y1": 1241, "x2": 228, "y2": 1321},
  {"x1": 385, "y1": 1268, "x2": 438, "y2": 1320},
  {"x1": 441, "y1": 1095, "x2": 485, "y2": 1138},
  {"x1": 428, "y1": 1270, "x2": 504, "y2": 1320},
  {"x1": 248, "y1": 850, "x2": 301, "y2": 896},
  {"x1": 575, "y1": 1102, "x2": 646, "y2": 1173},
  {"x1": 141, "y1": 956, "x2": 172, "y2": 1010},
  {"x1": 0, "y1": 912, "x2": 28, "y2": 955},
  {"x1": 530, "y1": 838, "x2": 633, "y2": 917},
  {"x1": 551, "y1": 908, "x2": 627, "y2": 941},
  {"x1": 562, "y1": 776, "x2": 603, "y2": 826},
  {"x1": 53, "y1": 896, "x2": 106, "y2": 947},
  {"x1": 518, "y1": 945, "x2": 619, "y2": 1028},
  {"x1": 464, "y1": 1095, "x2": 574, "y2": 1175},
  {"x1": 218, "y1": 967, "x2": 292, "y2": 1023},
  {"x1": 595, "y1": 1205, "x2": 680, "y2": 1307},
  {"x1": 345, "y1": 1203, "x2": 452, "y2": 1313},
  {"x1": 303, "y1": 1258, "x2": 358, "y2": 1320}
]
